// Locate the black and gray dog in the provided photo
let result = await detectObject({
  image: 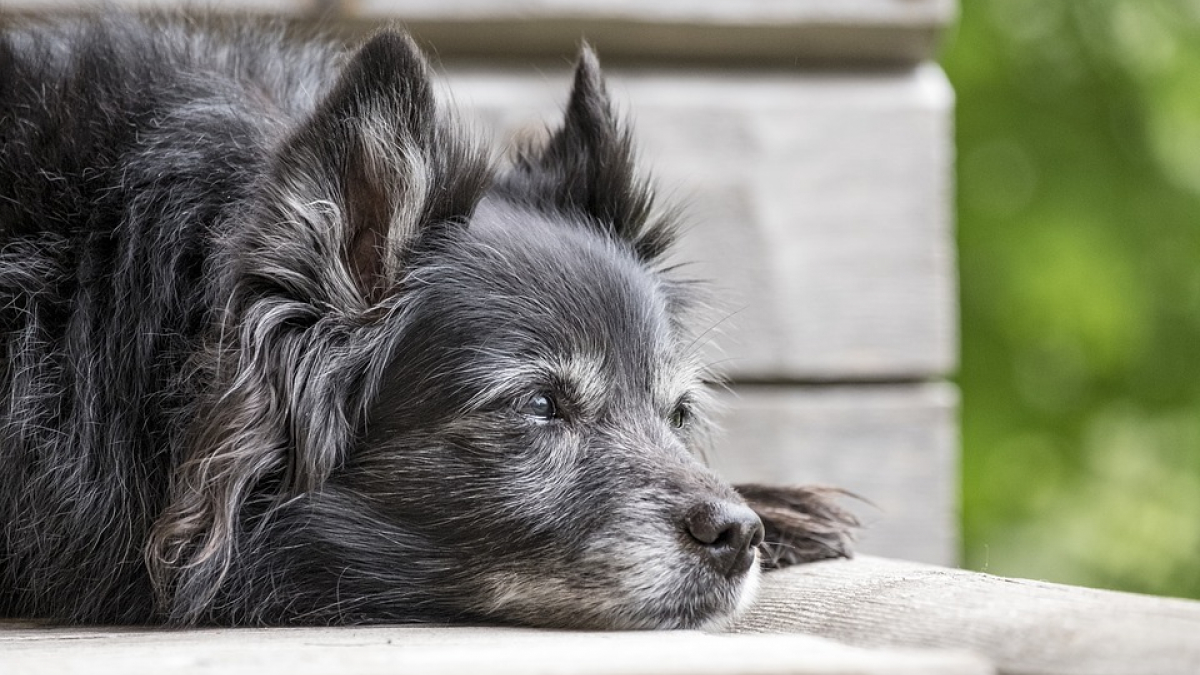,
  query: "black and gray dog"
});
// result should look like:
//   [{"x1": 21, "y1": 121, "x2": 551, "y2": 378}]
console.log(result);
[{"x1": 0, "y1": 17, "x2": 856, "y2": 628}]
